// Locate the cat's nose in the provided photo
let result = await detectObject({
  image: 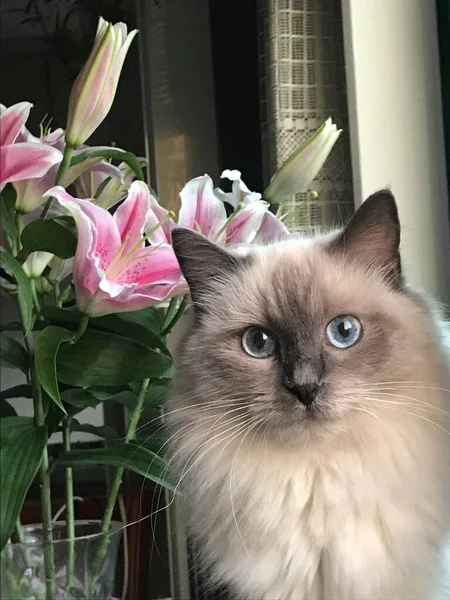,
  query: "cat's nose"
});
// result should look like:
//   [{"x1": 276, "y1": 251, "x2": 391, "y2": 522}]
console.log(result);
[{"x1": 283, "y1": 382, "x2": 319, "y2": 406}]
